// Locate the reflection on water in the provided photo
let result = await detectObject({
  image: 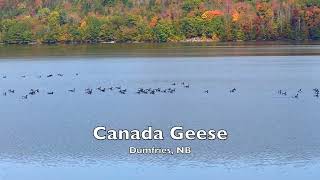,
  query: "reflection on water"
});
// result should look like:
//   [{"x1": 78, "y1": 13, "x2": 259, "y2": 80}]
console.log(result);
[
  {"x1": 2, "y1": 42, "x2": 320, "y2": 58},
  {"x1": 0, "y1": 55, "x2": 320, "y2": 179}
]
